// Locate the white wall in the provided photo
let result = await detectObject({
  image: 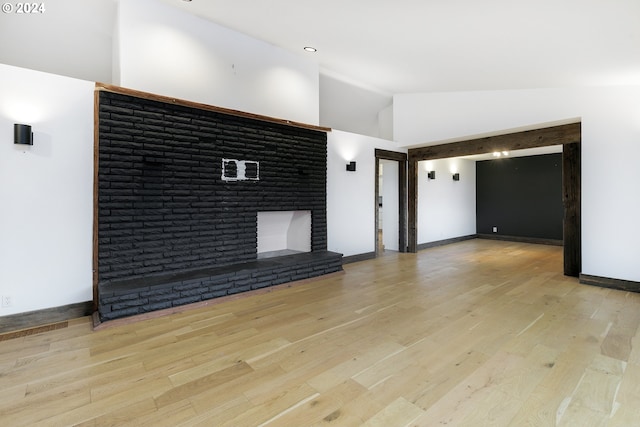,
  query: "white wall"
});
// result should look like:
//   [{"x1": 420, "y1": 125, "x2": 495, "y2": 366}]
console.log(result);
[
  {"x1": 327, "y1": 130, "x2": 407, "y2": 257},
  {"x1": 417, "y1": 159, "x2": 476, "y2": 244},
  {"x1": 320, "y1": 73, "x2": 392, "y2": 138},
  {"x1": 378, "y1": 104, "x2": 394, "y2": 141},
  {"x1": 116, "y1": 0, "x2": 320, "y2": 125},
  {"x1": 394, "y1": 89, "x2": 583, "y2": 146},
  {"x1": 394, "y1": 87, "x2": 640, "y2": 282},
  {"x1": 0, "y1": 64, "x2": 94, "y2": 316},
  {"x1": 0, "y1": 0, "x2": 116, "y2": 83}
]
